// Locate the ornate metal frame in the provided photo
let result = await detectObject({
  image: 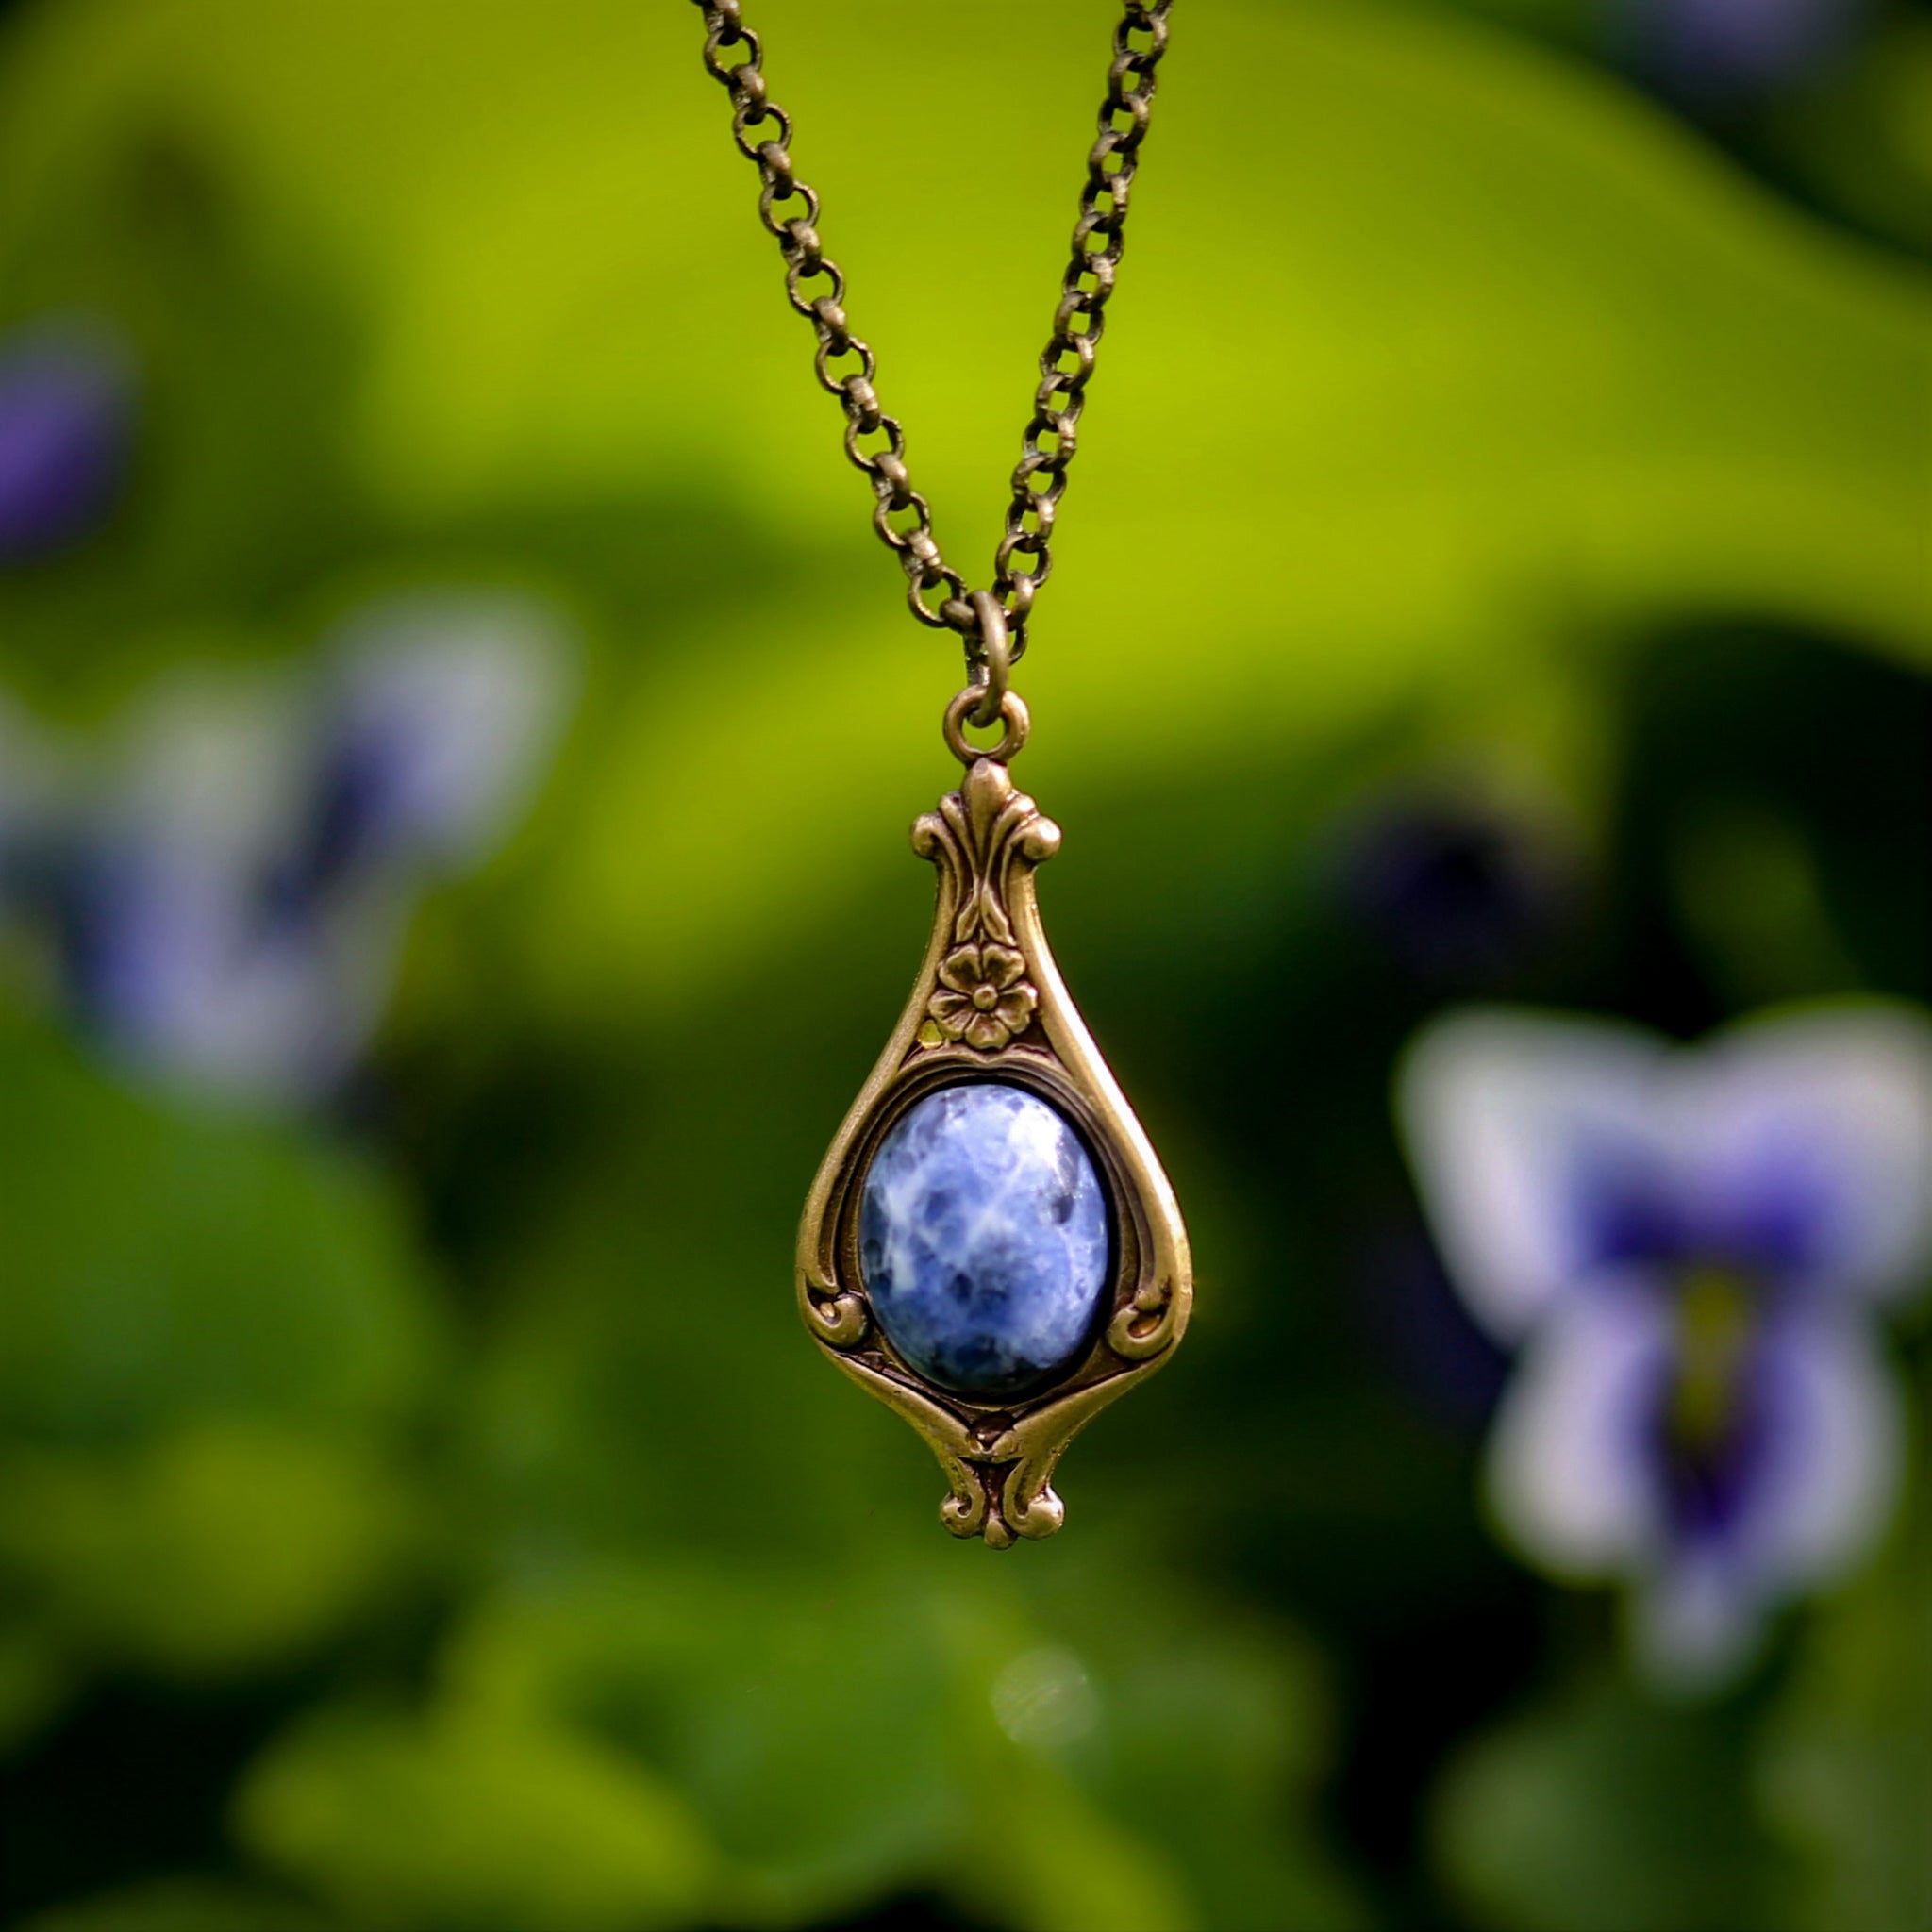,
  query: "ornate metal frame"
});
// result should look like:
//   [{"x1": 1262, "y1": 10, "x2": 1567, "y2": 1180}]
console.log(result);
[{"x1": 797, "y1": 754, "x2": 1192, "y2": 1545}]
